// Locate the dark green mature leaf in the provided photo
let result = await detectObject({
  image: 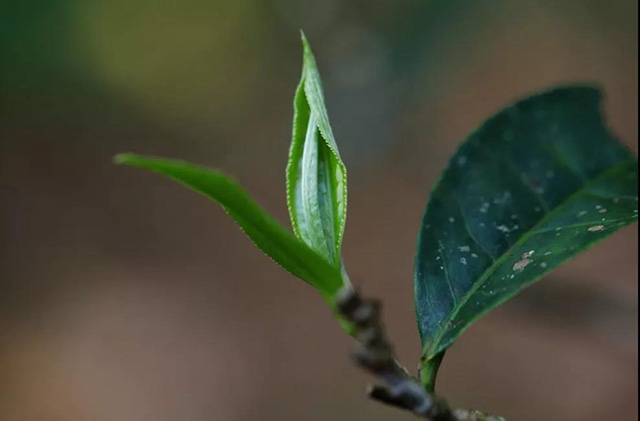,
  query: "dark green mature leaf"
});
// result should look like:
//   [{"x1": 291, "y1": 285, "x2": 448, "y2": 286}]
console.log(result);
[
  {"x1": 287, "y1": 33, "x2": 347, "y2": 267},
  {"x1": 414, "y1": 86, "x2": 638, "y2": 385},
  {"x1": 115, "y1": 154, "x2": 345, "y2": 300}
]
